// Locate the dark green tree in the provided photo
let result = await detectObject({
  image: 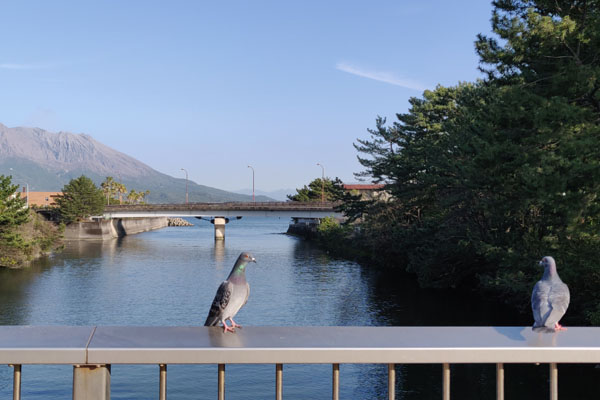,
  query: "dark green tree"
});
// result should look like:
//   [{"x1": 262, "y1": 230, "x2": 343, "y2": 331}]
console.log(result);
[
  {"x1": 287, "y1": 177, "x2": 347, "y2": 202},
  {"x1": 349, "y1": 0, "x2": 600, "y2": 322},
  {"x1": 0, "y1": 175, "x2": 29, "y2": 231},
  {"x1": 55, "y1": 175, "x2": 105, "y2": 223},
  {"x1": 0, "y1": 175, "x2": 30, "y2": 265}
]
